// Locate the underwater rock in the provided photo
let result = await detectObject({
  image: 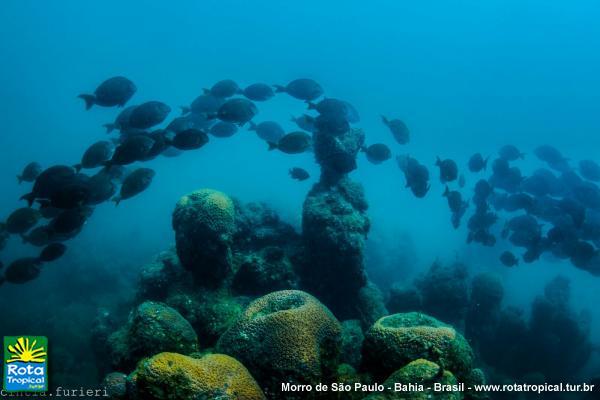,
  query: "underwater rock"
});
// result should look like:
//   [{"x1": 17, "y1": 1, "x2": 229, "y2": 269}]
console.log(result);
[
  {"x1": 108, "y1": 301, "x2": 198, "y2": 371},
  {"x1": 101, "y1": 372, "x2": 128, "y2": 400},
  {"x1": 361, "y1": 312, "x2": 474, "y2": 381},
  {"x1": 232, "y1": 246, "x2": 298, "y2": 296},
  {"x1": 465, "y1": 273, "x2": 504, "y2": 342},
  {"x1": 313, "y1": 127, "x2": 365, "y2": 183},
  {"x1": 136, "y1": 250, "x2": 182, "y2": 301},
  {"x1": 233, "y1": 201, "x2": 300, "y2": 252},
  {"x1": 364, "y1": 359, "x2": 461, "y2": 400},
  {"x1": 300, "y1": 176, "x2": 369, "y2": 319},
  {"x1": 356, "y1": 281, "x2": 389, "y2": 330},
  {"x1": 340, "y1": 320, "x2": 364, "y2": 368},
  {"x1": 165, "y1": 288, "x2": 243, "y2": 348},
  {"x1": 128, "y1": 352, "x2": 265, "y2": 400},
  {"x1": 386, "y1": 285, "x2": 423, "y2": 314},
  {"x1": 217, "y1": 290, "x2": 341, "y2": 399},
  {"x1": 172, "y1": 188, "x2": 236, "y2": 286},
  {"x1": 415, "y1": 261, "x2": 470, "y2": 327}
]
